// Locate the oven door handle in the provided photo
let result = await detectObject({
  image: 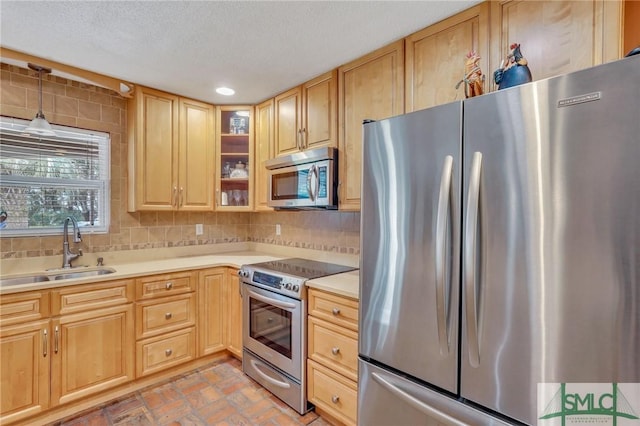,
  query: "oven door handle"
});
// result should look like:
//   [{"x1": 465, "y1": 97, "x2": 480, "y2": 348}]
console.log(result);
[
  {"x1": 249, "y1": 359, "x2": 292, "y2": 389},
  {"x1": 247, "y1": 289, "x2": 297, "y2": 311}
]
